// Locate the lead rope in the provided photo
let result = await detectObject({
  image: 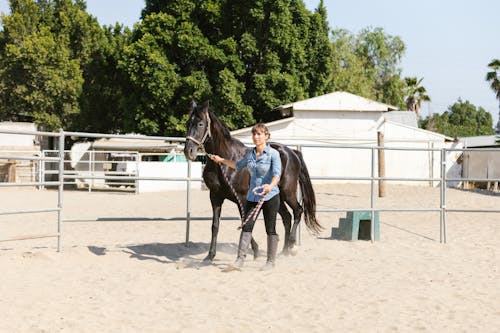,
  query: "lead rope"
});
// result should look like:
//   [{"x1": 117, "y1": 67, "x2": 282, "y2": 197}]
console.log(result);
[
  {"x1": 238, "y1": 186, "x2": 266, "y2": 230},
  {"x1": 214, "y1": 155, "x2": 246, "y2": 220},
  {"x1": 186, "y1": 112, "x2": 262, "y2": 229},
  {"x1": 207, "y1": 154, "x2": 264, "y2": 229}
]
